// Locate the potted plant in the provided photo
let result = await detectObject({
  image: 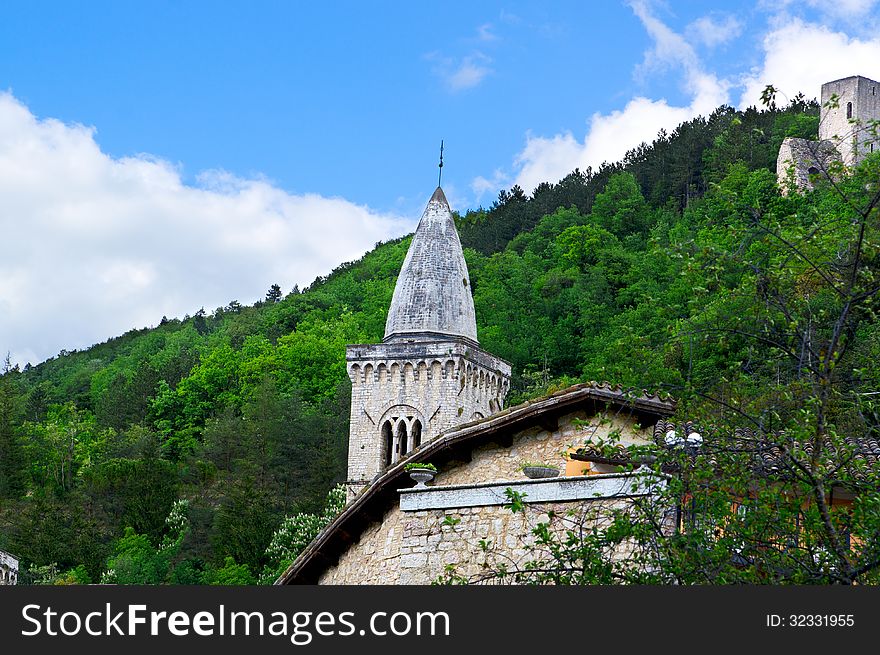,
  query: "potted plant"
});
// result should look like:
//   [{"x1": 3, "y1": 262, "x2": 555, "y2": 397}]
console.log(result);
[
  {"x1": 520, "y1": 461, "x2": 560, "y2": 479},
  {"x1": 404, "y1": 462, "x2": 437, "y2": 487}
]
